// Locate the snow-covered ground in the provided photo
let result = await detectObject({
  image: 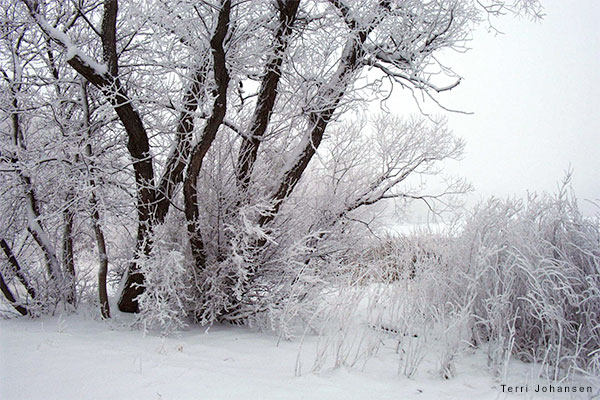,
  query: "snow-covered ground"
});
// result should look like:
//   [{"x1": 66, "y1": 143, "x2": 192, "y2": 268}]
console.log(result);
[{"x1": 1, "y1": 312, "x2": 597, "y2": 400}]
